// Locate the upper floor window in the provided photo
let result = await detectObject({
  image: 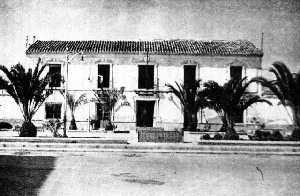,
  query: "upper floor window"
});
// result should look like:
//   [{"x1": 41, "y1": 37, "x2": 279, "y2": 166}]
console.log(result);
[
  {"x1": 48, "y1": 64, "x2": 61, "y2": 87},
  {"x1": 184, "y1": 65, "x2": 196, "y2": 88},
  {"x1": 45, "y1": 103, "x2": 62, "y2": 119},
  {"x1": 230, "y1": 66, "x2": 242, "y2": 80},
  {"x1": 138, "y1": 65, "x2": 154, "y2": 89},
  {"x1": 98, "y1": 64, "x2": 110, "y2": 88}
]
